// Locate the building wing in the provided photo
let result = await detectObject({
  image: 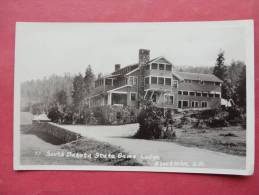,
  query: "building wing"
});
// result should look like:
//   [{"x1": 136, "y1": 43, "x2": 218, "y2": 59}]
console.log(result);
[{"x1": 174, "y1": 71, "x2": 223, "y2": 83}]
